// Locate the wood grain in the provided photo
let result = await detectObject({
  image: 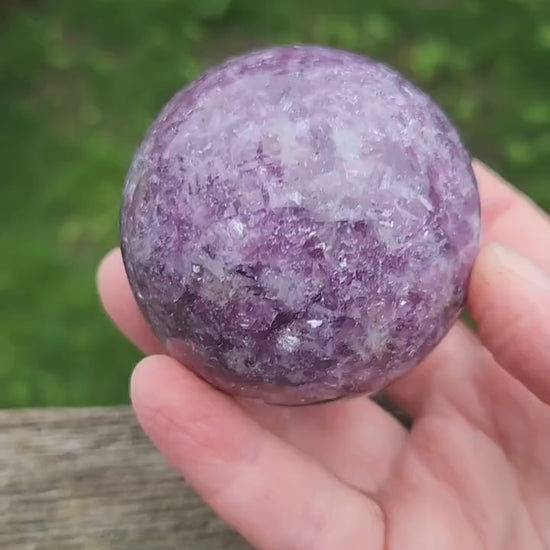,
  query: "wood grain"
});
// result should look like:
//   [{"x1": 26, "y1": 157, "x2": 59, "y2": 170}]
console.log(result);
[{"x1": 0, "y1": 407, "x2": 251, "y2": 550}]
